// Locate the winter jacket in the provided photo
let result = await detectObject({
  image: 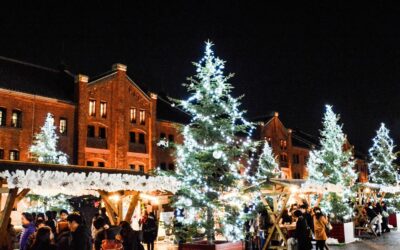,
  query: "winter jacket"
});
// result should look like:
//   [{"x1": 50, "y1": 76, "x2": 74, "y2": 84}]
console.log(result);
[
  {"x1": 313, "y1": 215, "x2": 328, "y2": 241},
  {"x1": 20, "y1": 223, "x2": 35, "y2": 250},
  {"x1": 56, "y1": 231, "x2": 70, "y2": 250},
  {"x1": 295, "y1": 216, "x2": 312, "y2": 250},
  {"x1": 142, "y1": 217, "x2": 157, "y2": 243},
  {"x1": 69, "y1": 225, "x2": 92, "y2": 250}
]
